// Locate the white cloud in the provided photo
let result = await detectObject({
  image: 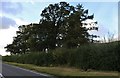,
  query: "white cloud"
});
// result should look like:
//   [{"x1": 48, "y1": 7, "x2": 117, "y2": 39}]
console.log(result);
[
  {"x1": 0, "y1": 12, "x2": 33, "y2": 56},
  {"x1": 14, "y1": 18, "x2": 30, "y2": 25},
  {"x1": 0, "y1": 49, "x2": 10, "y2": 56},
  {"x1": 0, "y1": 26, "x2": 18, "y2": 56}
]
